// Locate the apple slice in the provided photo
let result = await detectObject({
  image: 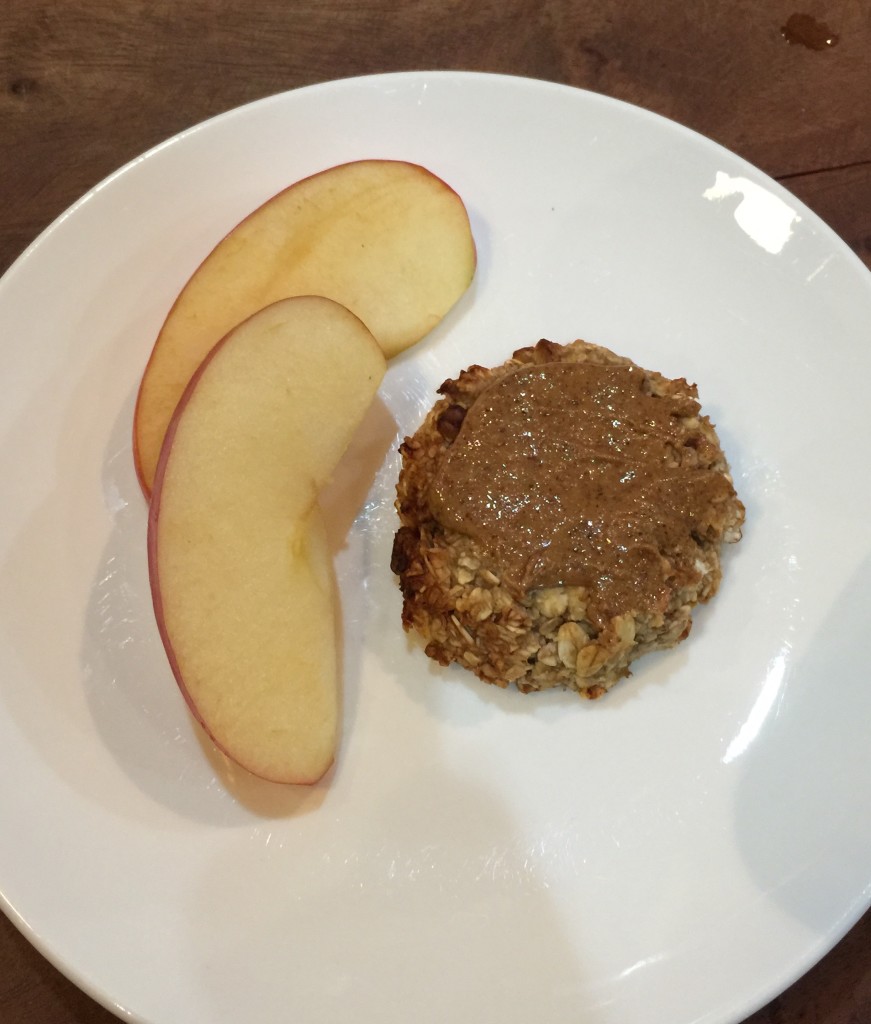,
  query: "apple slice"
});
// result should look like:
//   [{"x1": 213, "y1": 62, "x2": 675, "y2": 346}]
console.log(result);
[
  {"x1": 134, "y1": 158, "x2": 476, "y2": 496},
  {"x1": 148, "y1": 295, "x2": 386, "y2": 784}
]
